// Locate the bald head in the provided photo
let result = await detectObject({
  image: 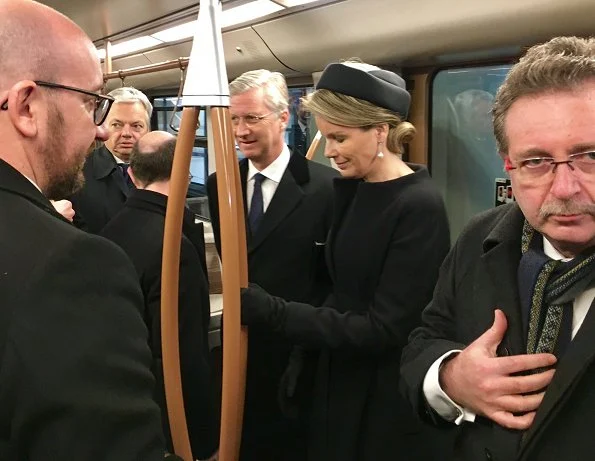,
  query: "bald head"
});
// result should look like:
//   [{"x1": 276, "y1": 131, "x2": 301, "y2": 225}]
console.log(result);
[
  {"x1": 136, "y1": 131, "x2": 176, "y2": 153},
  {"x1": 130, "y1": 131, "x2": 178, "y2": 187},
  {"x1": 0, "y1": 1, "x2": 99, "y2": 87}
]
